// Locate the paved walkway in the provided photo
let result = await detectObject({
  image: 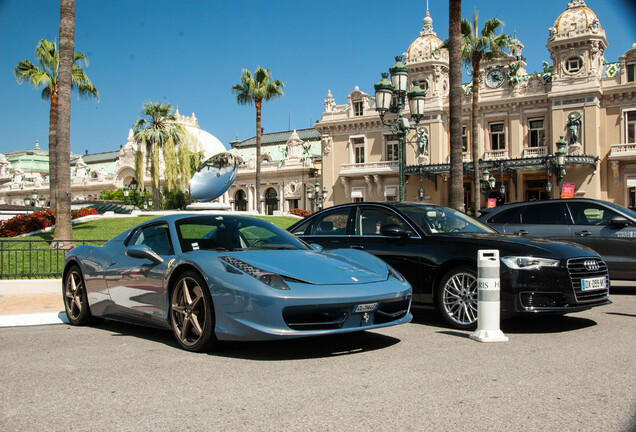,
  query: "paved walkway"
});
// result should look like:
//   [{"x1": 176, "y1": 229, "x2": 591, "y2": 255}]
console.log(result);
[{"x1": 0, "y1": 279, "x2": 67, "y2": 327}]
